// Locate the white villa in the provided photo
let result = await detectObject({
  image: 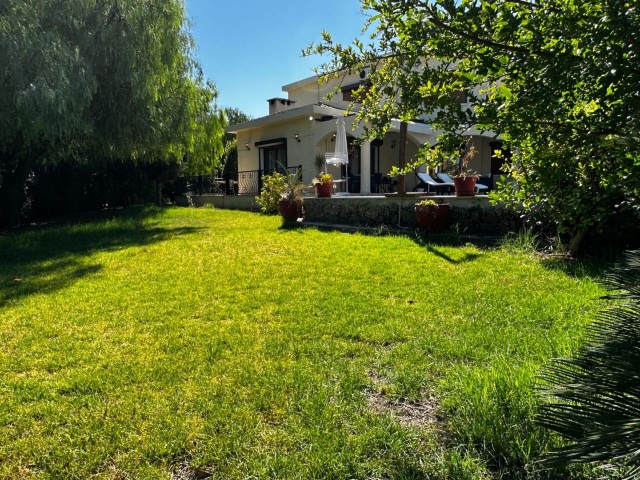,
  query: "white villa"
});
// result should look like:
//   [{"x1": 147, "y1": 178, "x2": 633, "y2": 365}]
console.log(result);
[{"x1": 226, "y1": 71, "x2": 507, "y2": 195}]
